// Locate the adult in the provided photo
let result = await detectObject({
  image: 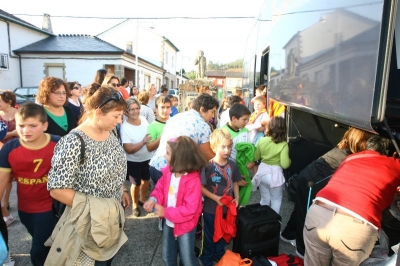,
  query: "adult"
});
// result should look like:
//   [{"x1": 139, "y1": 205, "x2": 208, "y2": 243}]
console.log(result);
[
  {"x1": 118, "y1": 78, "x2": 130, "y2": 100},
  {"x1": 67, "y1": 81, "x2": 84, "y2": 122},
  {"x1": 120, "y1": 98, "x2": 152, "y2": 217},
  {"x1": 280, "y1": 127, "x2": 373, "y2": 258},
  {"x1": 130, "y1": 85, "x2": 139, "y2": 98},
  {"x1": 160, "y1": 85, "x2": 168, "y2": 97},
  {"x1": 149, "y1": 93, "x2": 219, "y2": 184},
  {"x1": 94, "y1": 69, "x2": 107, "y2": 85},
  {"x1": 137, "y1": 91, "x2": 155, "y2": 124},
  {"x1": 303, "y1": 135, "x2": 400, "y2": 266},
  {"x1": 127, "y1": 80, "x2": 134, "y2": 96},
  {"x1": 145, "y1": 83, "x2": 157, "y2": 113},
  {"x1": 36, "y1": 77, "x2": 77, "y2": 137},
  {"x1": 47, "y1": 86, "x2": 130, "y2": 265},
  {"x1": 0, "y1": 91, "x2": 18, "y2": 227},
  {"x1": 234, "y1": 87, "x2": 246, "y2": 105},
  {"x1": 82, "y1": 83, "x2": 101, "y2": 107}
]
